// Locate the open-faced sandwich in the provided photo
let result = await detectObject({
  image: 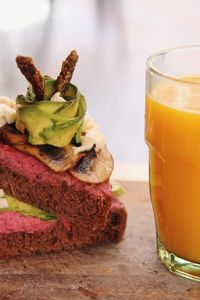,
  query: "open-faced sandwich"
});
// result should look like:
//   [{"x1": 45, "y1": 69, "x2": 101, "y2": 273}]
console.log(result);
[{"x1": 0, "y1": 51, "x2": 127, "y2": 258}]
